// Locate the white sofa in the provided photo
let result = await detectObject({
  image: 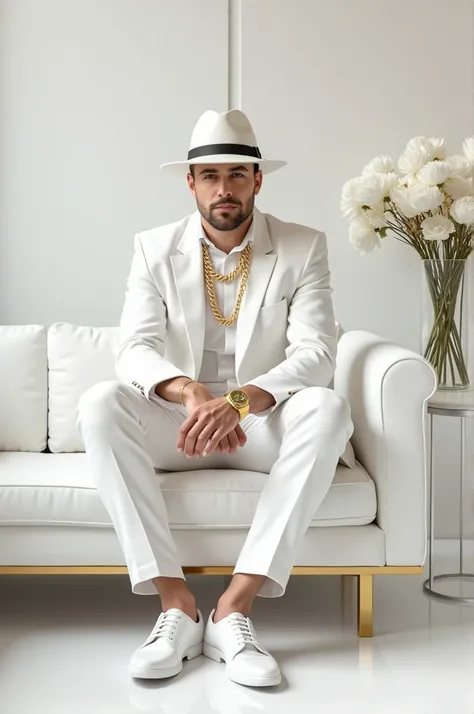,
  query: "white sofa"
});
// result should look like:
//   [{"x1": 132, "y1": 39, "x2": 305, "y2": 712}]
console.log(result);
[{"x1": 0, "y1": 323, "x2": 437, "y2": 636}]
